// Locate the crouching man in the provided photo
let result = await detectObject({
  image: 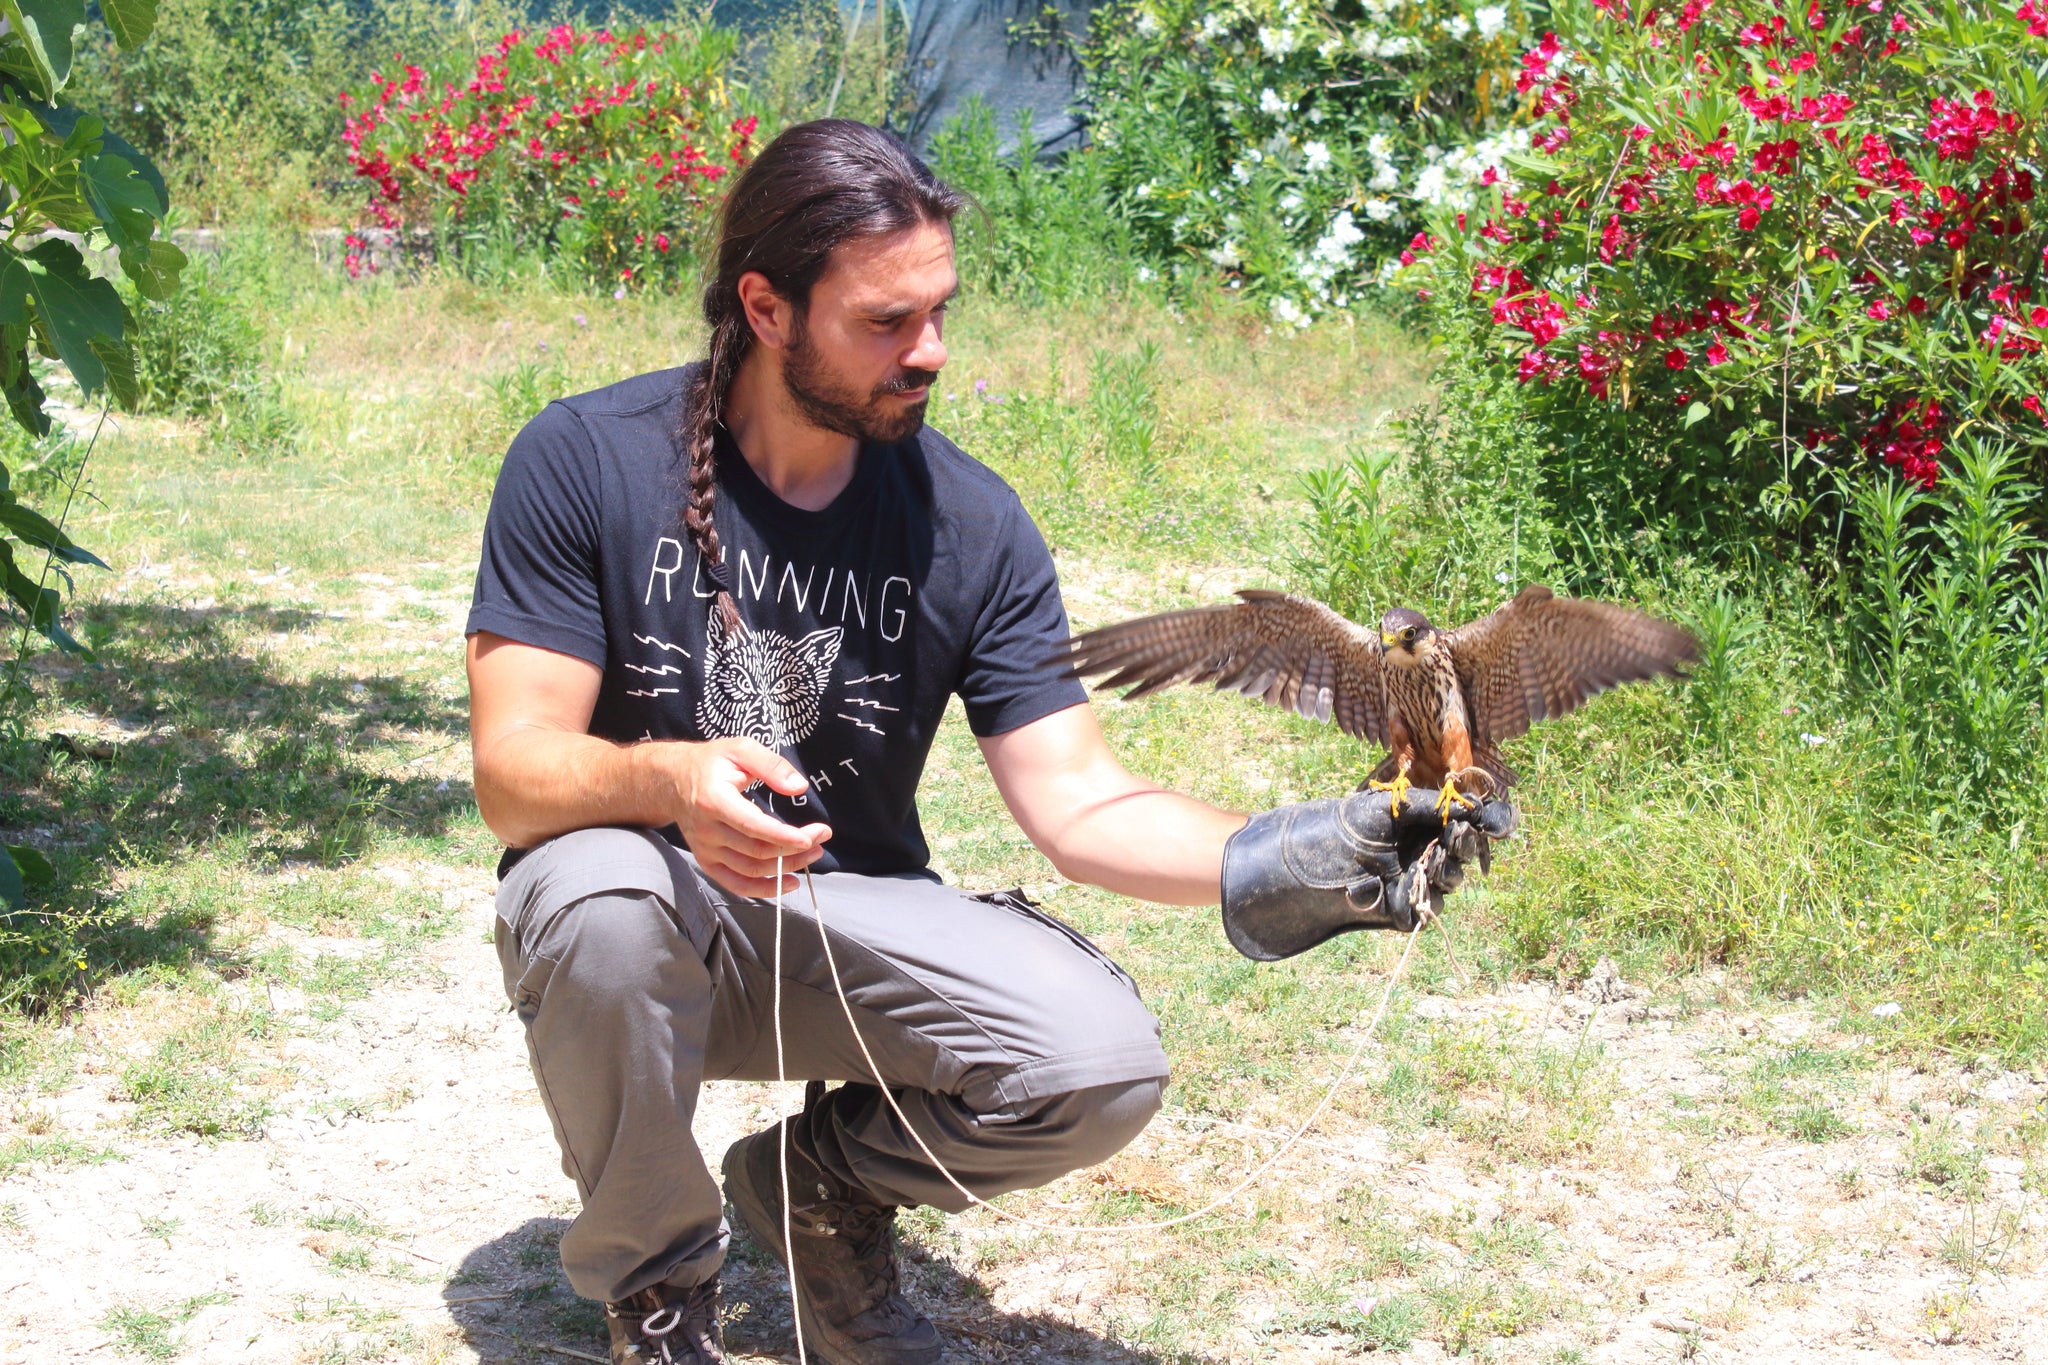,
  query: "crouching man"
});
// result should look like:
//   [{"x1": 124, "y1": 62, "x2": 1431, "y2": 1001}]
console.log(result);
[{"x1": 465, "y1": 119, "x2": 1487, "y2": 1365}]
